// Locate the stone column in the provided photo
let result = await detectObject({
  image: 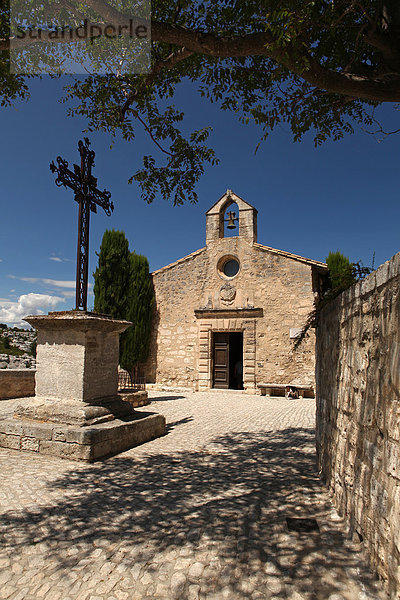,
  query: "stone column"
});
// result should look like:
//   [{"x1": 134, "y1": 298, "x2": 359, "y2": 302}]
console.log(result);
[
  {"x1": 243, "y1": 320, "x2": 257, "y2": 393},
  {"x1": 198, "y1": 321, "x2": 212, "y2": 391}
]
